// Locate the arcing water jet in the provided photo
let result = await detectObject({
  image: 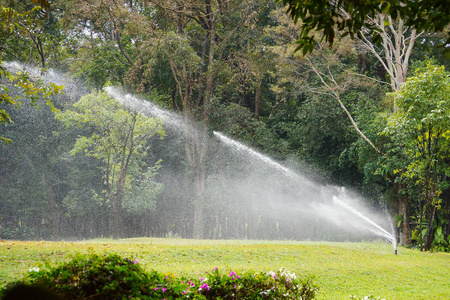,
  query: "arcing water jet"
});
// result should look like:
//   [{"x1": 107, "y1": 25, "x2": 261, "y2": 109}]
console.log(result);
[
  {"x1": 104, "y1": 87, "x2": 396, "y2": 245},
  {"x1": 213, "y1": 131, "x2": 315, "y2": 190},
  {"x1": 332, "y1": 196, "x2": 395, "y2": 243},
  {"x1": 1, "y1": 64, "x2": 397, "y2": 247},
  {"x1": 213, "y1": 131, "x2": 396, "y2": 247},
  {"x1": 332, "y1": 195, "x2": 397, "y2": 253}
]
